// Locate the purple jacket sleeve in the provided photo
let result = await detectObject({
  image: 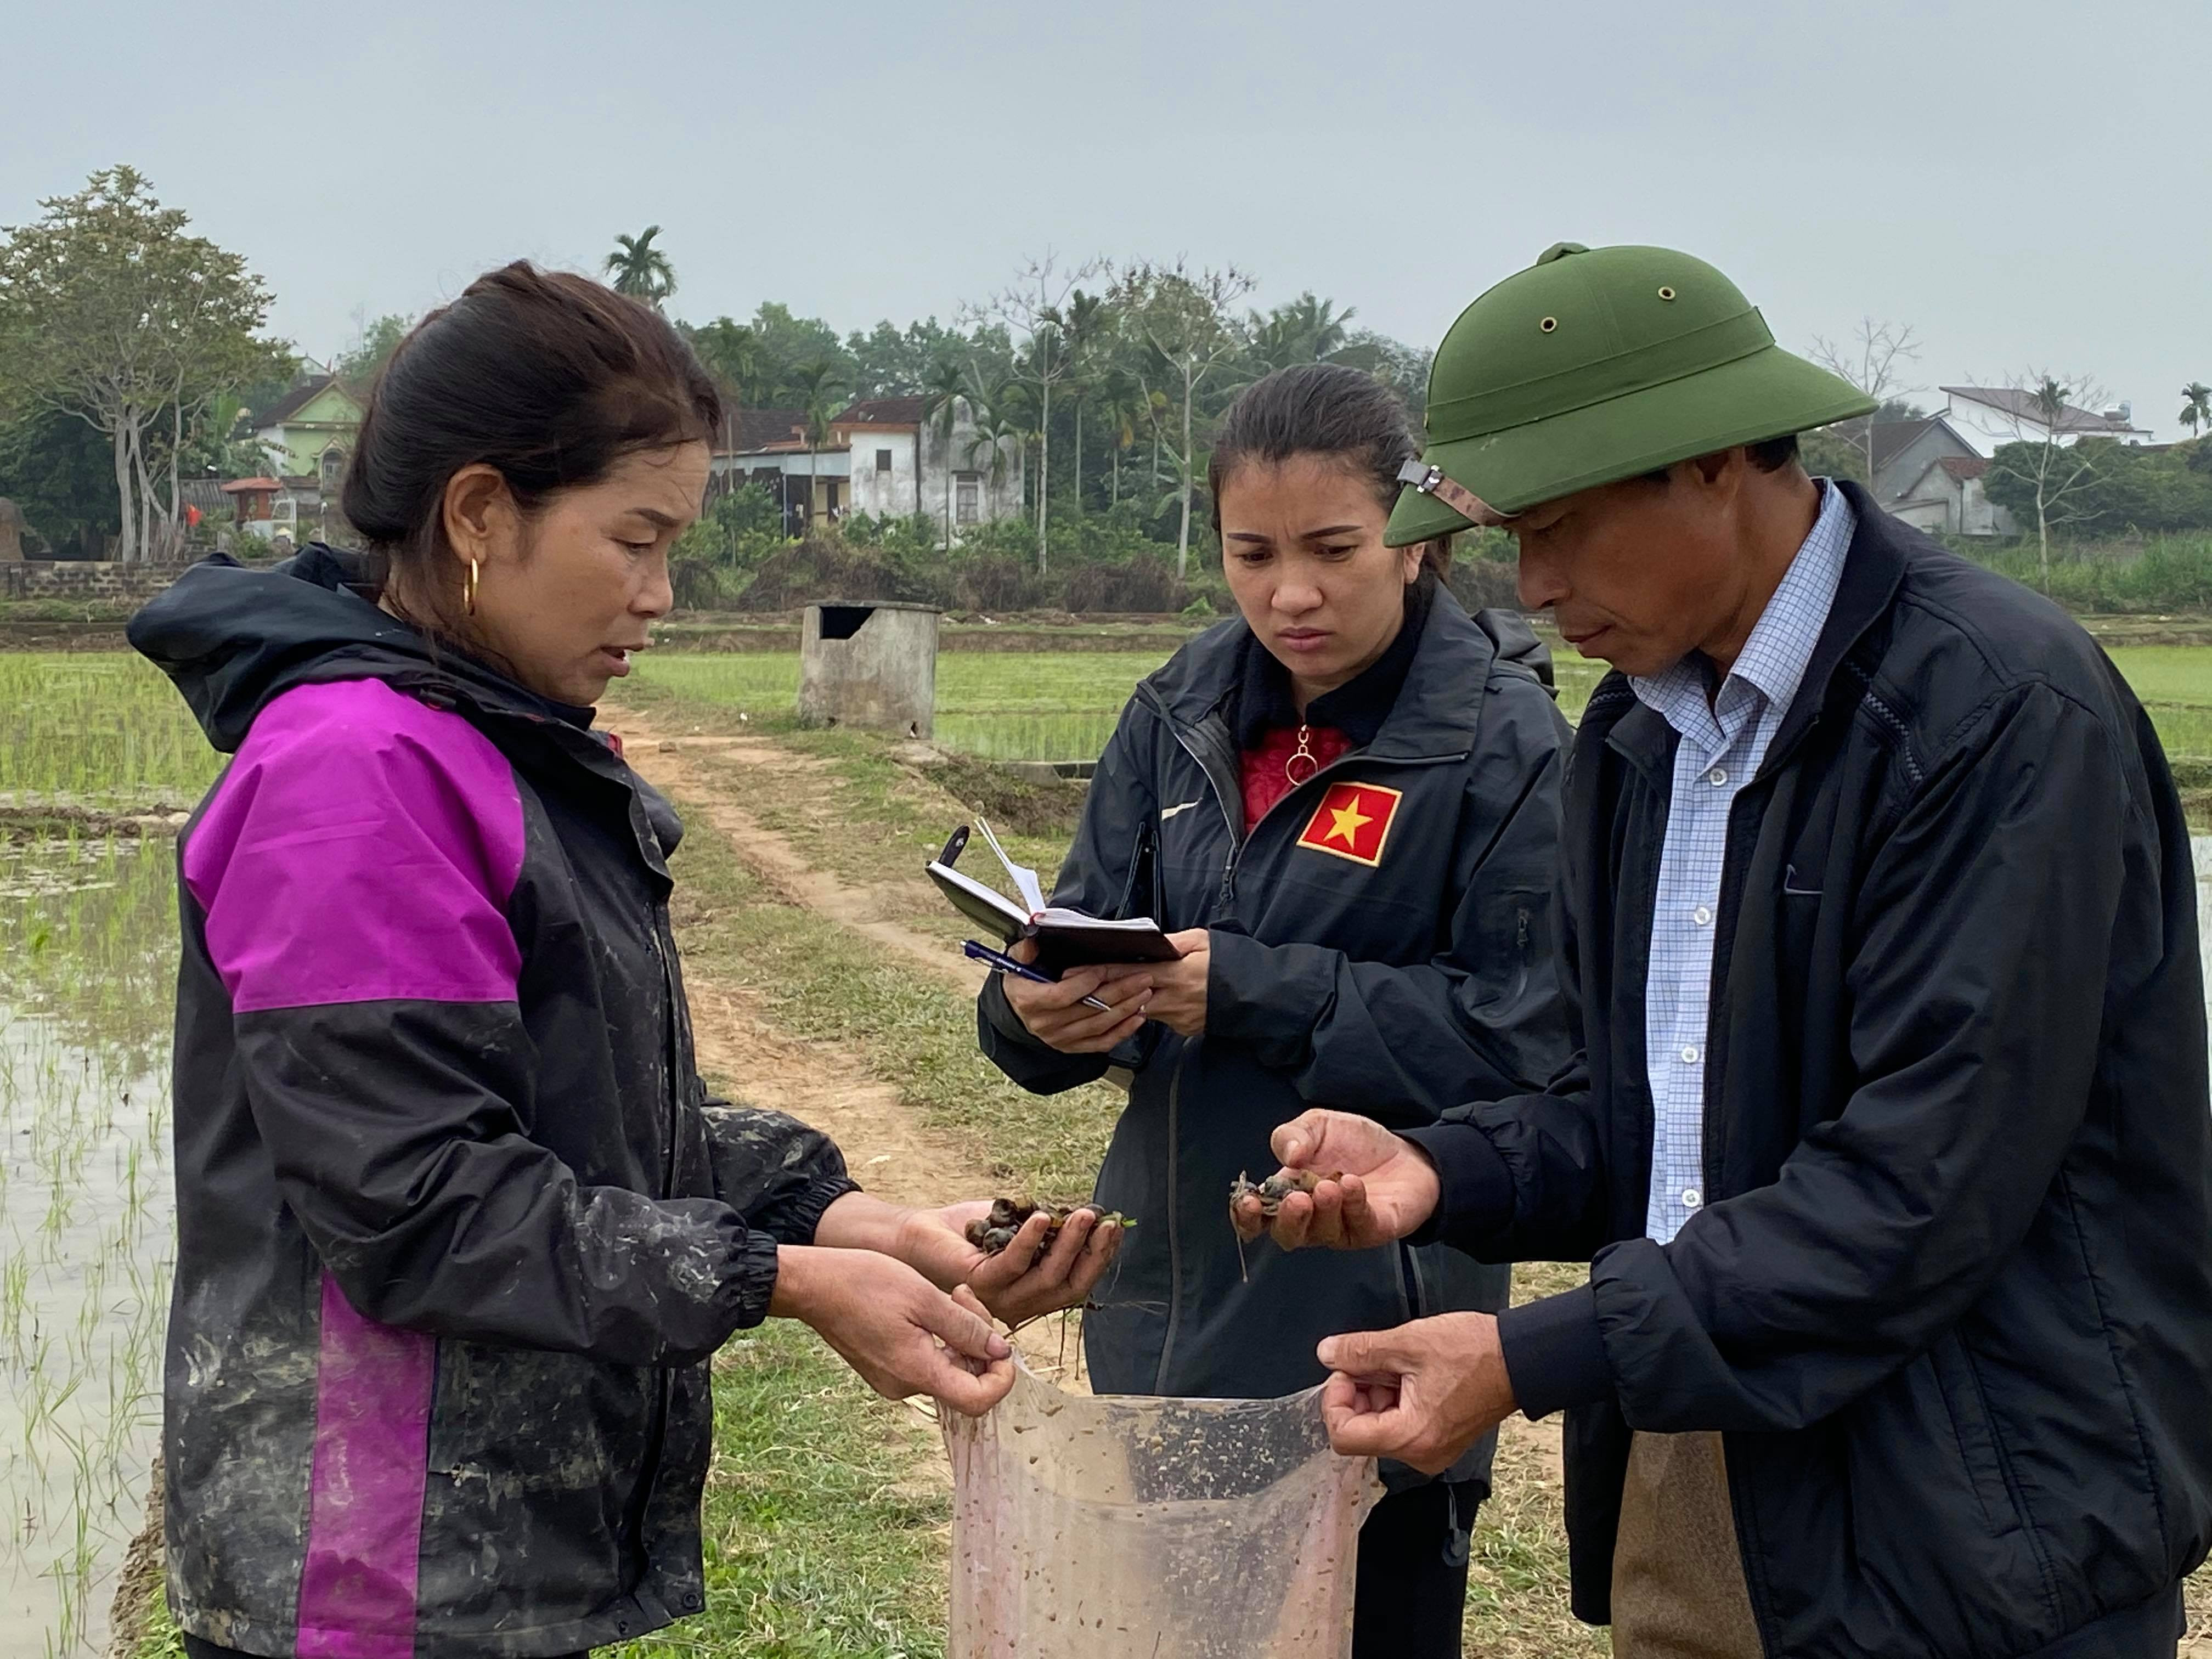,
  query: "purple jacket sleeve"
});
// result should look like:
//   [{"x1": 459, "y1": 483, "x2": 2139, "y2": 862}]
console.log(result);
[{"x1": 185, "y1": 679, "x2": 786, "y2": 1367}]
